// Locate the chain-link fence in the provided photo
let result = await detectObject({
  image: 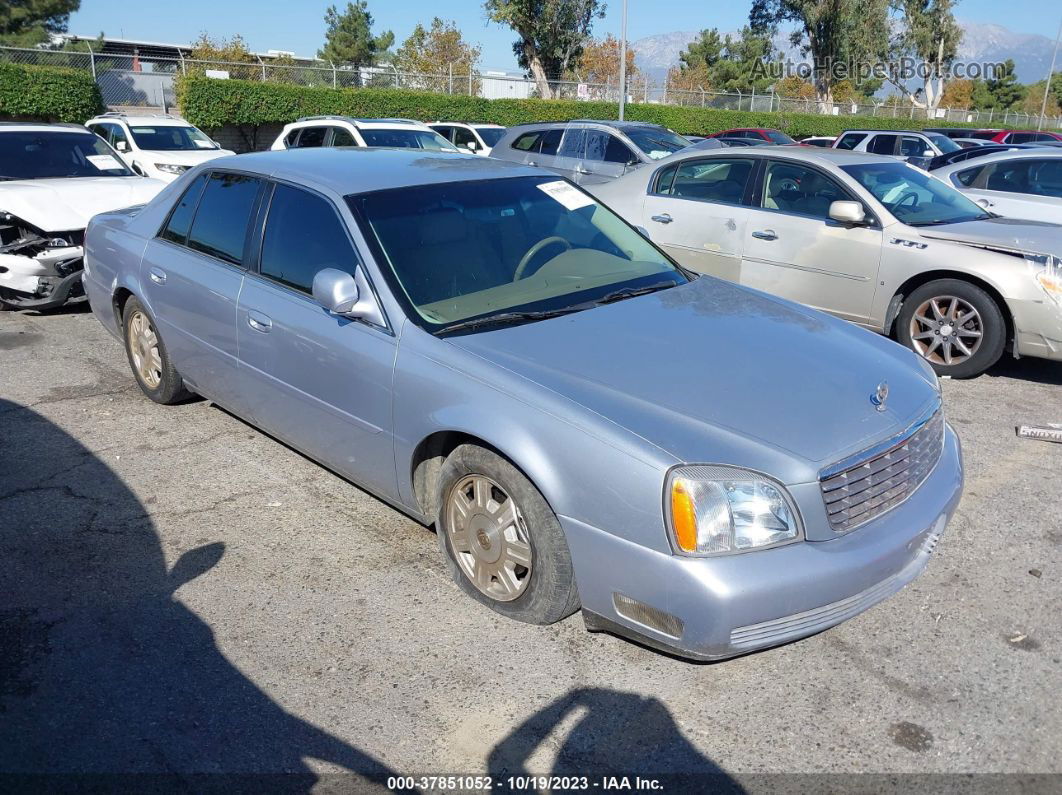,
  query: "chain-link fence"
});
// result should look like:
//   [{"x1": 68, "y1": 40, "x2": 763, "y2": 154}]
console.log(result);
[{"x1": 3, "y1": 44, "x2": 1061, "y2": 131}]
